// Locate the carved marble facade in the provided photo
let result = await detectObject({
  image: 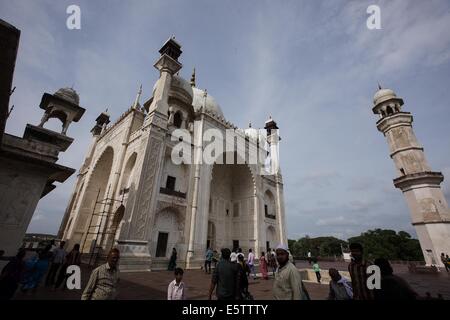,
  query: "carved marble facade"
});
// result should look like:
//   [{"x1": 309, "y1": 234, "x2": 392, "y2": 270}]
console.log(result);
[{"x1": 59, "y1": 38, "x2": 287, "y2": 271}]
